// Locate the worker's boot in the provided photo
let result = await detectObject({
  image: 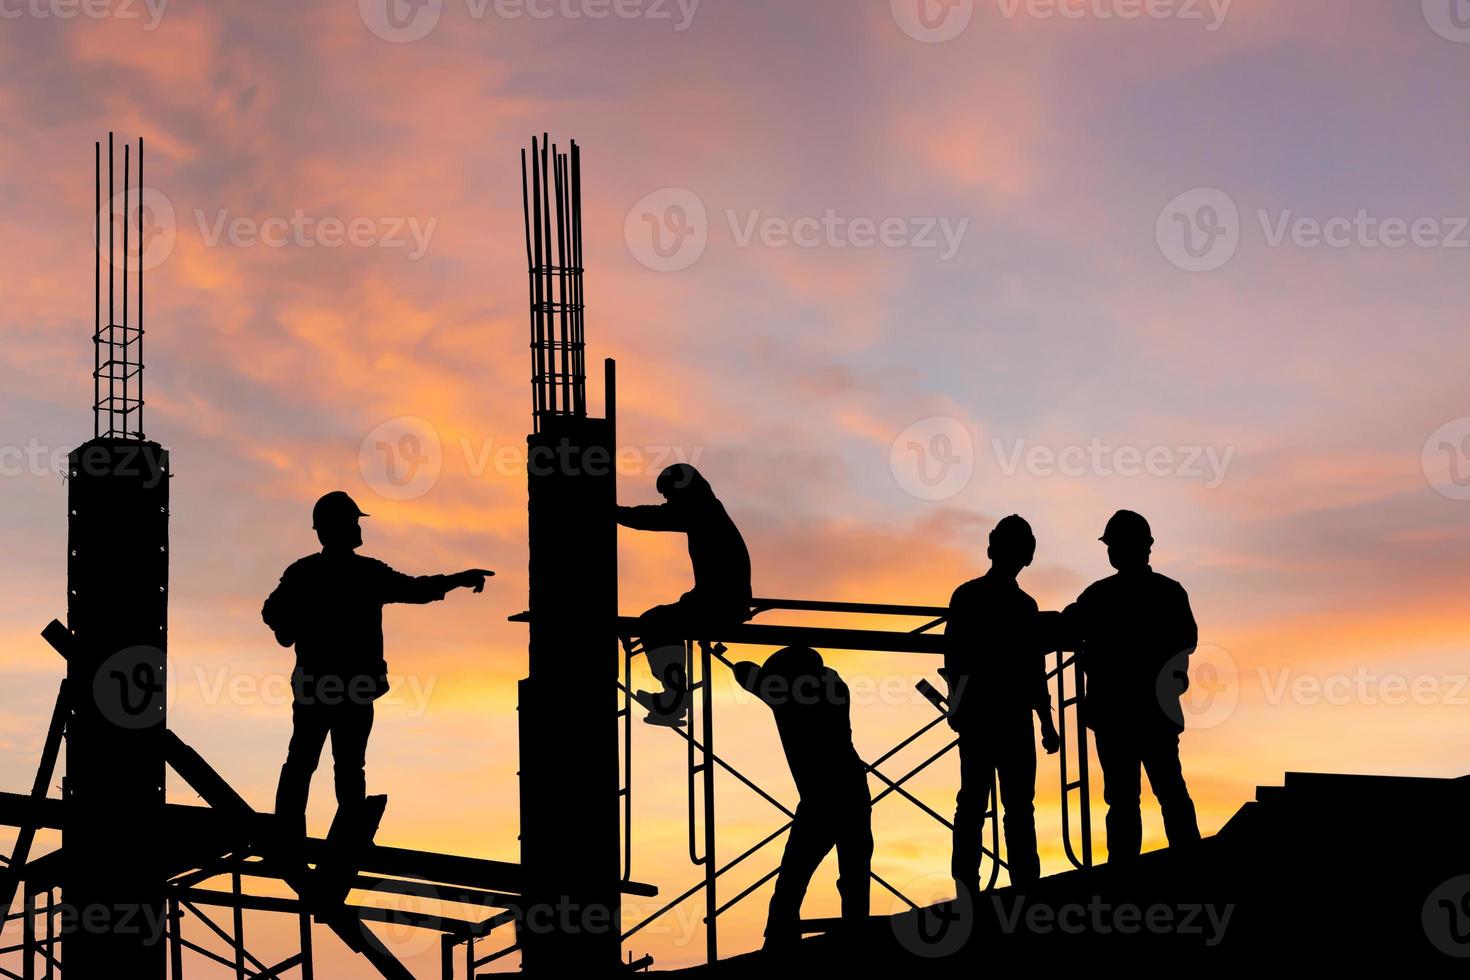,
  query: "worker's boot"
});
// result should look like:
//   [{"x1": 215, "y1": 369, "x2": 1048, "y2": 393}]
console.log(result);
[{"x1": 633, "y1": 689, "x2": 687, "y2": 727}]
